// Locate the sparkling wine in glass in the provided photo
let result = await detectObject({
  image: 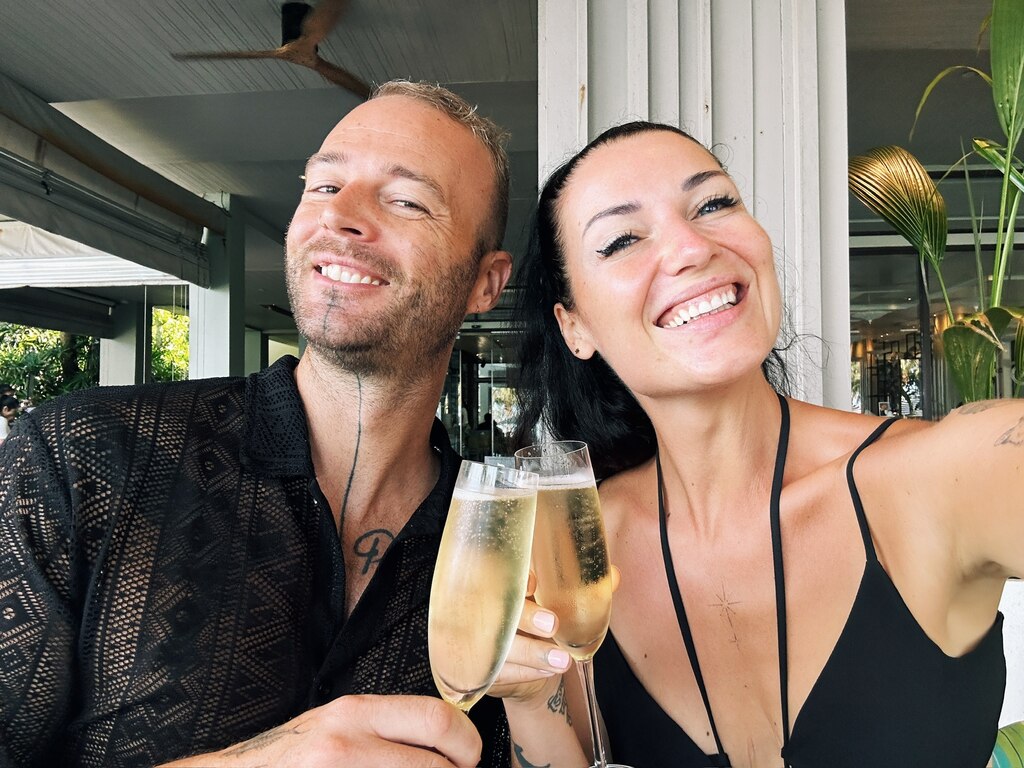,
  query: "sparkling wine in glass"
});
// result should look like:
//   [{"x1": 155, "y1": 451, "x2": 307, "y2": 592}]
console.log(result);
[
  {"x1": 515, "y1": 440, "x2": 629, "y2": 768},
  {"x1": 428, "y1": 460, "x2": 539, "y2": 711}
]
